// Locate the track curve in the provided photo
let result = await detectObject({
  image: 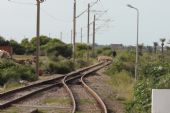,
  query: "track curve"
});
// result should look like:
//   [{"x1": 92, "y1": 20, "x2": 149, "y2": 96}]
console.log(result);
[
  {"x1": 62, "y1": 75, "x2": 76, "y2": 113},
  {"x1": 63, "y1": 62, "x2": 110, "y2": 113},
  {"x1": 81, "y1": 73, "x2": 107, "y2": 113}
]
